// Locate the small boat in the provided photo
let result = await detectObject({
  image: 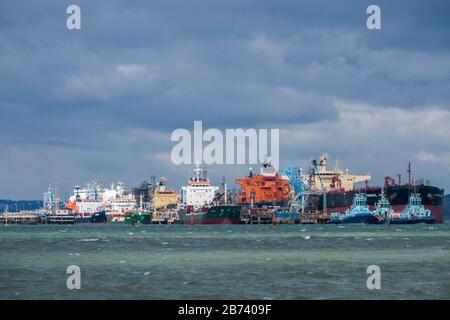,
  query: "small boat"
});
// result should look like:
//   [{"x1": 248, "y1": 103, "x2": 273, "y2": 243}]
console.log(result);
[
  {"x1": 327, "y1": 193, "x2": 379, "y2": 224},
  {"x1": 374, "y1": 191, "x2": 408, "y2": 224},
  {"x1": 124, "y1": 211, "x2": 152, "y2": 225},
  {"x1": 401, "y1": 194, "x2": 437, "y2": 224}
]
